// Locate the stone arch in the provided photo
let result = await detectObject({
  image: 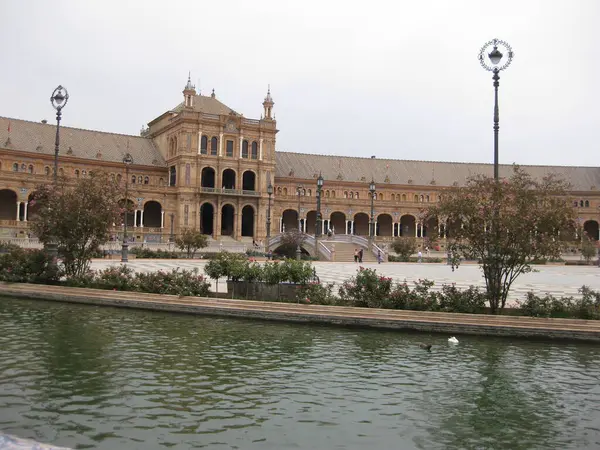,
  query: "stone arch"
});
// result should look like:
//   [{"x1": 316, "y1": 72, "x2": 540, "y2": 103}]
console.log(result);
[
  {"x1": 241, "y1": 205, "x2": 255, "y2": 237},
  {"x1": 242, "y1": 170, "x2": 256, "y2": 191},
  {"x1": 423, "y1": 217, "x2": 438, "y2": 238},
  {"x1": 221, "y1": 204, "x2": 235, "y2": 236},
  {"x1": 143, "y1": 200, "x2": 162, "y2": 228},
  {"x1": 400, "y1": 214, "x2": 416, "y2": 237},
  {"x1": 222, "y1": 169, "x2": 236, "y2": 190},
  {"x1": 200, "y1": 202, "x2": 215, "y2": 236},
  {"x1": 330, "y1": 211, "x2": 346, "y2": 235},
  {"x1": 583, "y1": 220, "x2": 599, "y2": 240},
  {"x1": 353, "y1": 212, "x2": 369, "y2": 236},
  {"x1": 305, "y1": 210, "x2": 317, "y2": 234},
  {"x1": 201, "y1": 166, "x2": 216, "y2": 188},
  {"x1": 0, "y1": 189, "x2": 17, "y2": 220},
  {"x1": 282, "y1": 209, "x2": 298, "y2": 232},
  {"x1": 377, "y1": 213, "x2": 393, "y2": 236}
]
